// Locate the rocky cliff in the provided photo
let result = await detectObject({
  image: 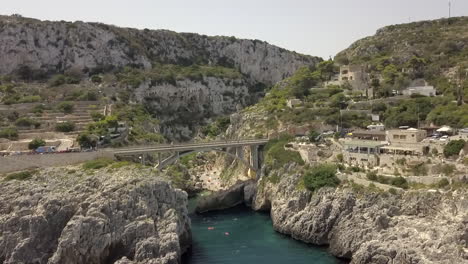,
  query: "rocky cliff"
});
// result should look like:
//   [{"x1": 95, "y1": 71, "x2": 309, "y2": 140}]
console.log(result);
[
  {"x1": 0, "y1": 166, "x2": 191, "y2": 264},
  {"x1": 0, "y1": 15, "x2": 320, "y2": 85},
  {"x1": 134, "y1": 77, "x2": 251, "y2": 140},
  {"x1": 253, "y1": 164, "x2": 468, "y2": 264}
]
